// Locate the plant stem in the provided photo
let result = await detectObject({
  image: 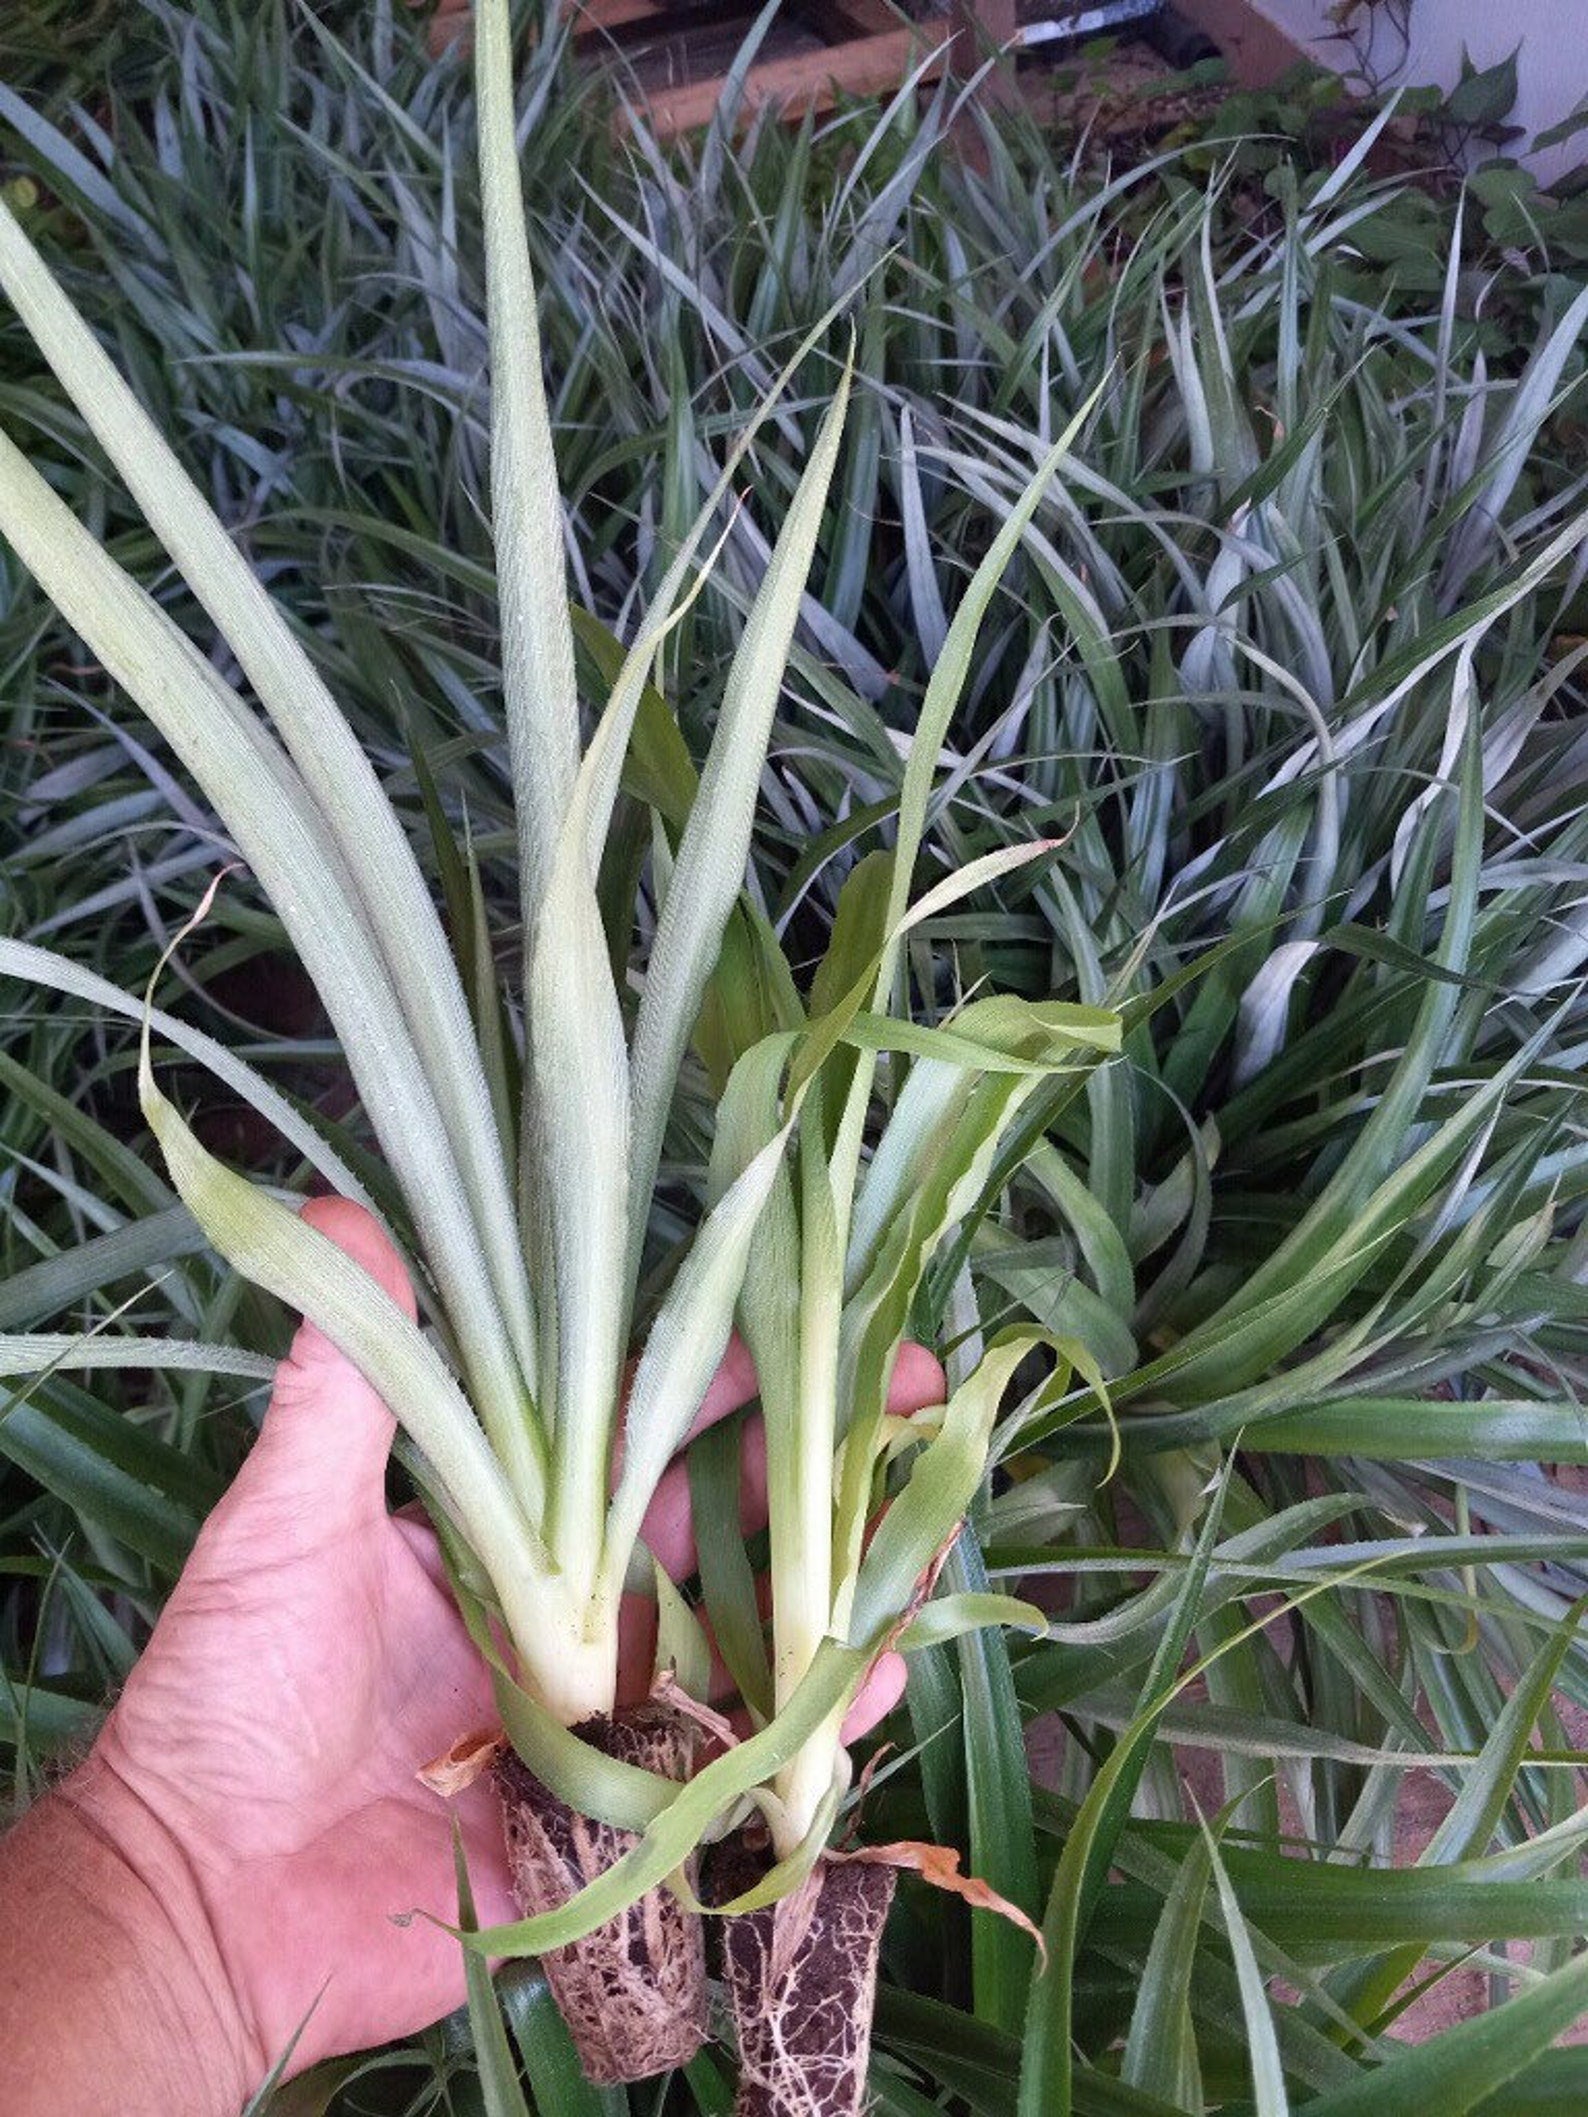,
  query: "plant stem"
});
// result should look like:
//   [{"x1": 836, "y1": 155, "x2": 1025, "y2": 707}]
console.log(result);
[
  {"x1": 769, "y1": 1127, "x2": 848, "y2": 1854},
  {"x1": 531, "y1": 1616, "x2": 621, "y2": 1728}
]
